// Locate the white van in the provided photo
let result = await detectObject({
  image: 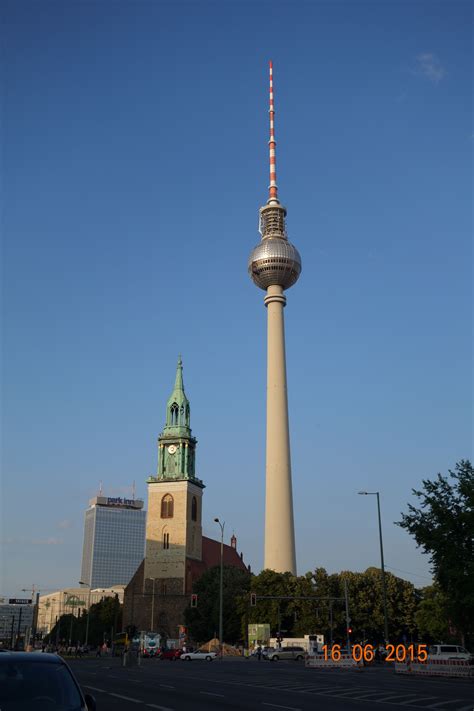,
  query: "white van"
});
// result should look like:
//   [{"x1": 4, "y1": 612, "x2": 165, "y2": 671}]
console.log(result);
[{"x1": 428, "y1": 645, "x2": 471, "y2": 661}]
